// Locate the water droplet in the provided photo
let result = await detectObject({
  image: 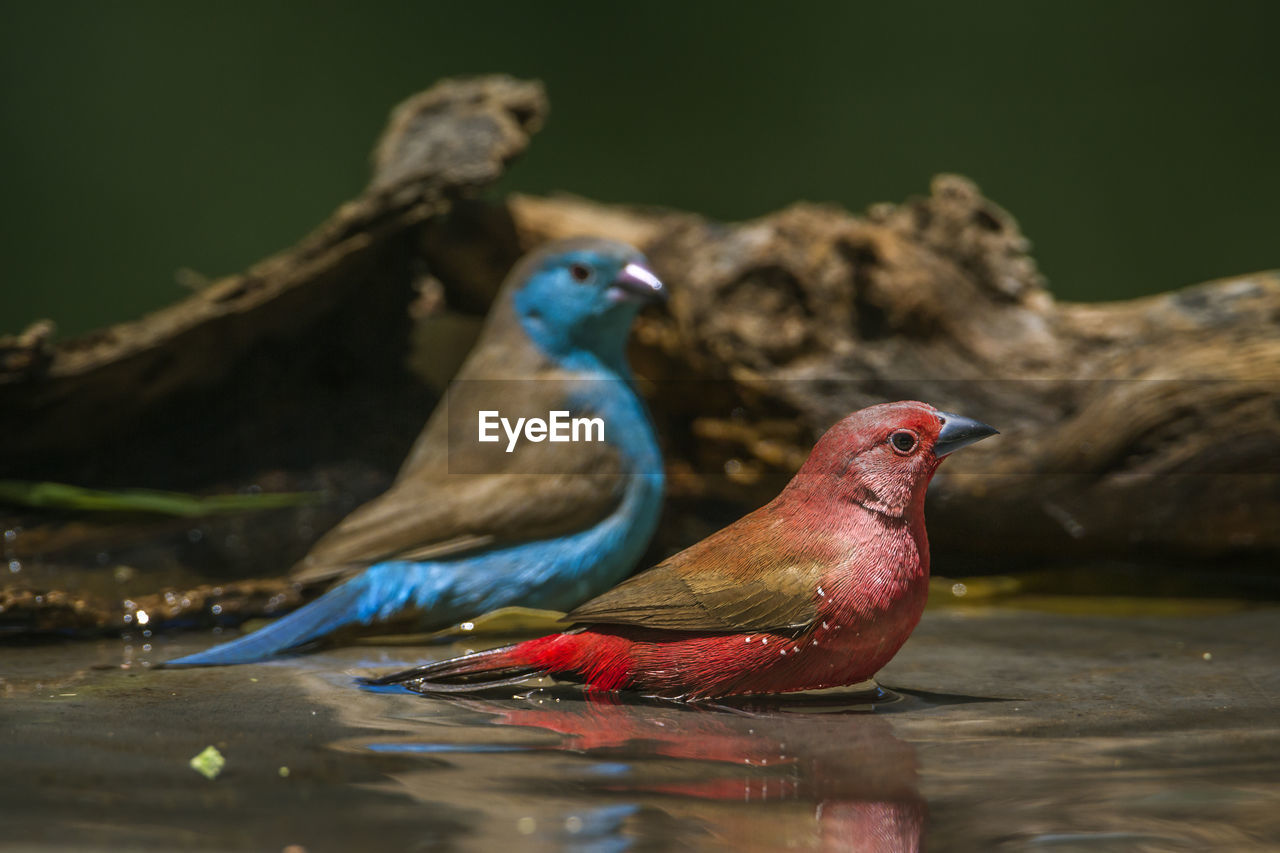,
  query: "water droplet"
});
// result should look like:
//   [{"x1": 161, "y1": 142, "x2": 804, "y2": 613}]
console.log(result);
[
  {"x1": 516, "y1": 817, "x2": 537, "y2": 835},
  {"x1": 951, "y1": 583, "x2": 968, "y2": 597},
  {"x1": 3, "y1": 529, "x2": 17, "y2": 542},
  {"x1": 1202, "y1": 652, "x2": 1213, "y2": 661},
  {"x1": 7, "y1": 559, "x2": 20, "y2": 574},
  {"x1": 135, "y1": 610, "x2": 150, "y2": 626},
  {"x1": 211, "y1": 604, "x2": 223, "y2": 615},
  {"x1": 564, "y1": 816, "x2": 583, "y2": 834},
  {"x1": 460, "y1": 622, "x2": 475, "y2": 631},
  {"x1": 187, "y1": 528, "x2": 204, "y2": 543}
]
